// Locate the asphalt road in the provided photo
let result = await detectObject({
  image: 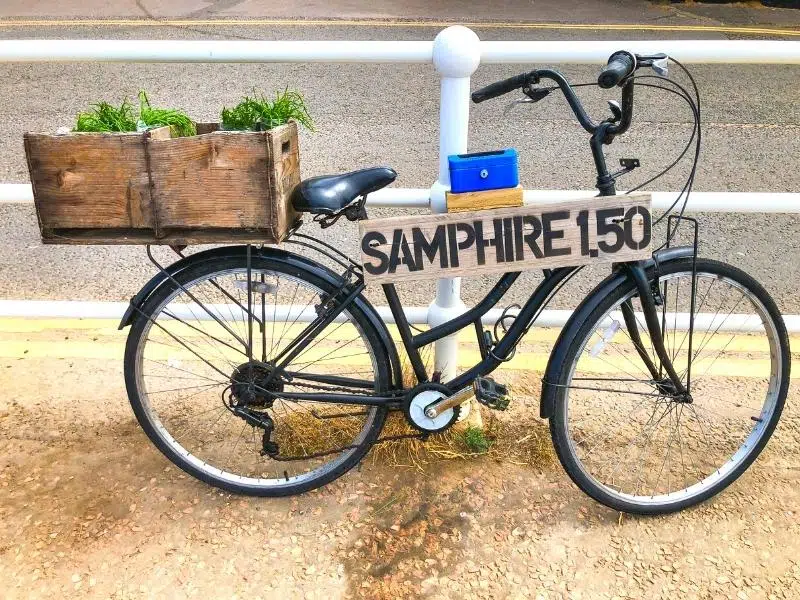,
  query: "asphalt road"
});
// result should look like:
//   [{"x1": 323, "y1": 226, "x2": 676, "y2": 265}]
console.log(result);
[
  {"x1": 3, "y1": 0, "x2": 800, "y2": 26},
  {"x1": 0, "y1": 16, "x2": 798, "y2": 312}
]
